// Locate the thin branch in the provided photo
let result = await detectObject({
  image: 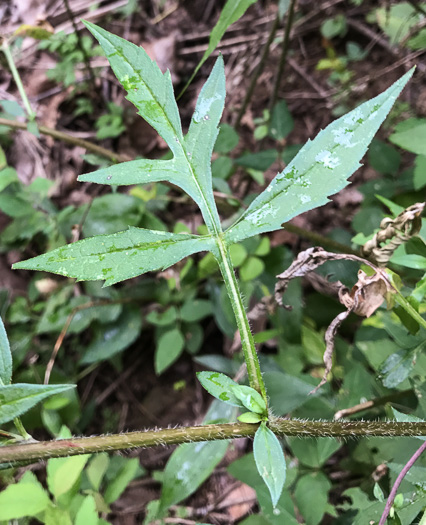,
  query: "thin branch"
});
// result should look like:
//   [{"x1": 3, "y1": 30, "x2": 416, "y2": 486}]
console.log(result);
[
  {"x1": 0, "y1": 117, "x2": 130, "y2": 163},
  {"x1": 1, "y1": 420, "x2": 426, "y2": 466},
  {"x1": 378, "y1": 440, "x2": 426, "y2": 525}
]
